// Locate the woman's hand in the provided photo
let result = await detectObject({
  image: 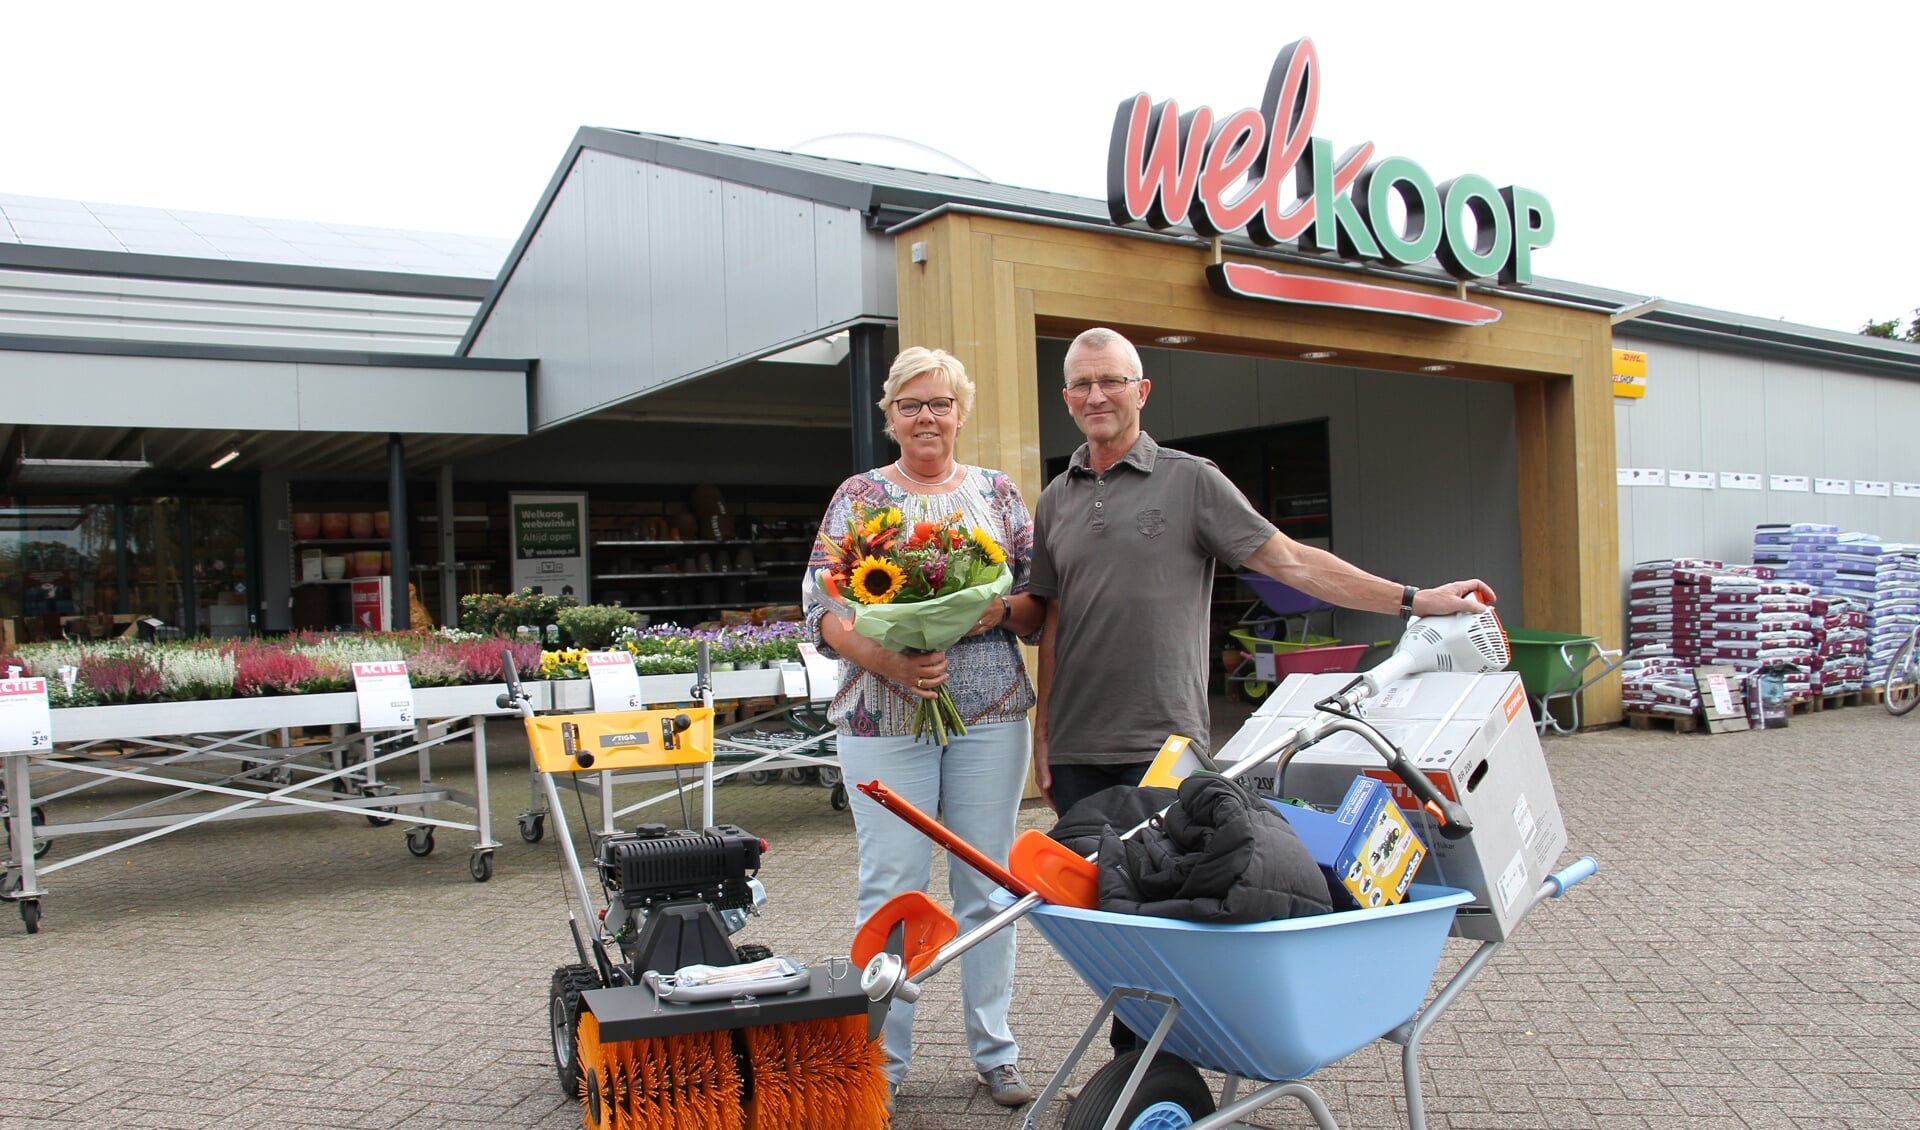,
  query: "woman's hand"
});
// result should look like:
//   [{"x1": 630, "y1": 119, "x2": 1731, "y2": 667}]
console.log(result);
[
  {"x1": 965, "y1": 595, "x2": 1010, "y2": 638},
  {"x1": 885, "y1": 649, "x2": 947, "y2": 699}
]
